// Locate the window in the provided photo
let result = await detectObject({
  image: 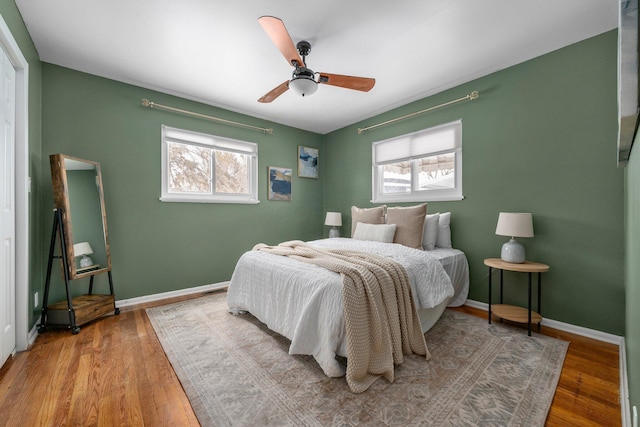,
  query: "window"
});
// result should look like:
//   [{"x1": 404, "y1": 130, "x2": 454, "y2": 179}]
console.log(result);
[
  {"x1": 161, "y1": 125, "x2": 258, "y2": 203},
  {"x1": 372, "y1": 120, "x2": 462, "y2": 203}
]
